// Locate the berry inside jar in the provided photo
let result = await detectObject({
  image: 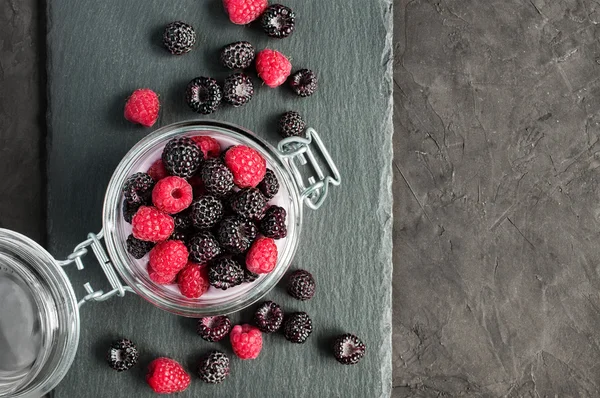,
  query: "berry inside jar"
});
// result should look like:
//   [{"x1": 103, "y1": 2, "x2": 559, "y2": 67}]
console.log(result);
[{"x1": 119, "y1": 132, "x2": 289, "y2": 301}]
